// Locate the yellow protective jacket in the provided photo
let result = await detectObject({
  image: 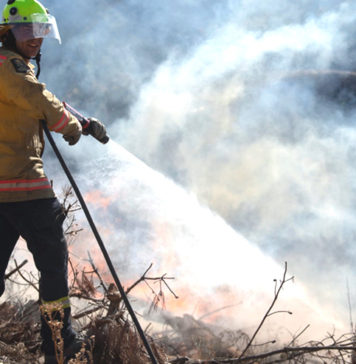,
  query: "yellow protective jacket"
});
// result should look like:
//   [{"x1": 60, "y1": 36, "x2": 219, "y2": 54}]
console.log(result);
[{"x1": 0, "y1": 46, "x2": 82, "y2": 202}]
